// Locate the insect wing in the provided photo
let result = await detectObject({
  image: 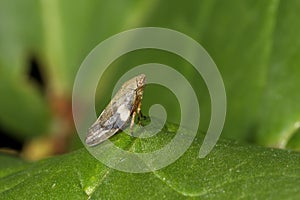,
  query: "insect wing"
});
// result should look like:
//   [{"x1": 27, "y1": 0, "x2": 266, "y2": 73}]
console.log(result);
[{"x1": 85, "y1": 89, "x2": 136, "y2": 146}]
